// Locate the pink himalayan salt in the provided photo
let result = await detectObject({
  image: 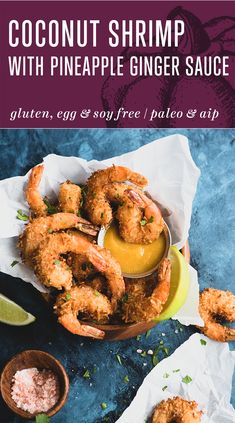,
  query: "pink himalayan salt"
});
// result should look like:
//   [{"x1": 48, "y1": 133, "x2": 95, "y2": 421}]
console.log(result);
[{"x1": 11, "y1": 367, "x2": 60, "y2": 414}]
